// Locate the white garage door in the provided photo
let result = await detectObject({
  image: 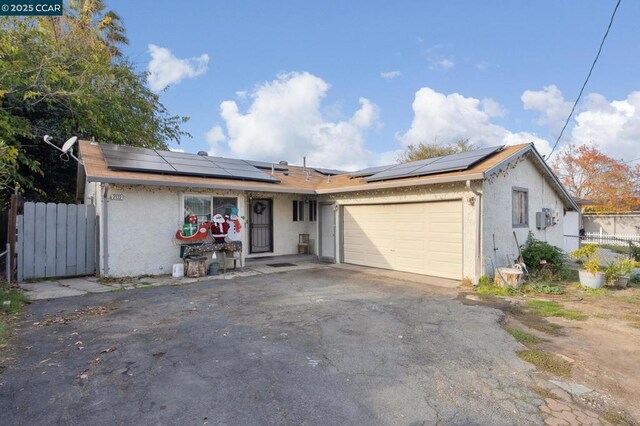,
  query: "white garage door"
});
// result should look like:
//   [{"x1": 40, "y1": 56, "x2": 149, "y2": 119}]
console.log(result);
[{"x1": 343, "y1": 201, "x2": 463, "y2": 279}]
